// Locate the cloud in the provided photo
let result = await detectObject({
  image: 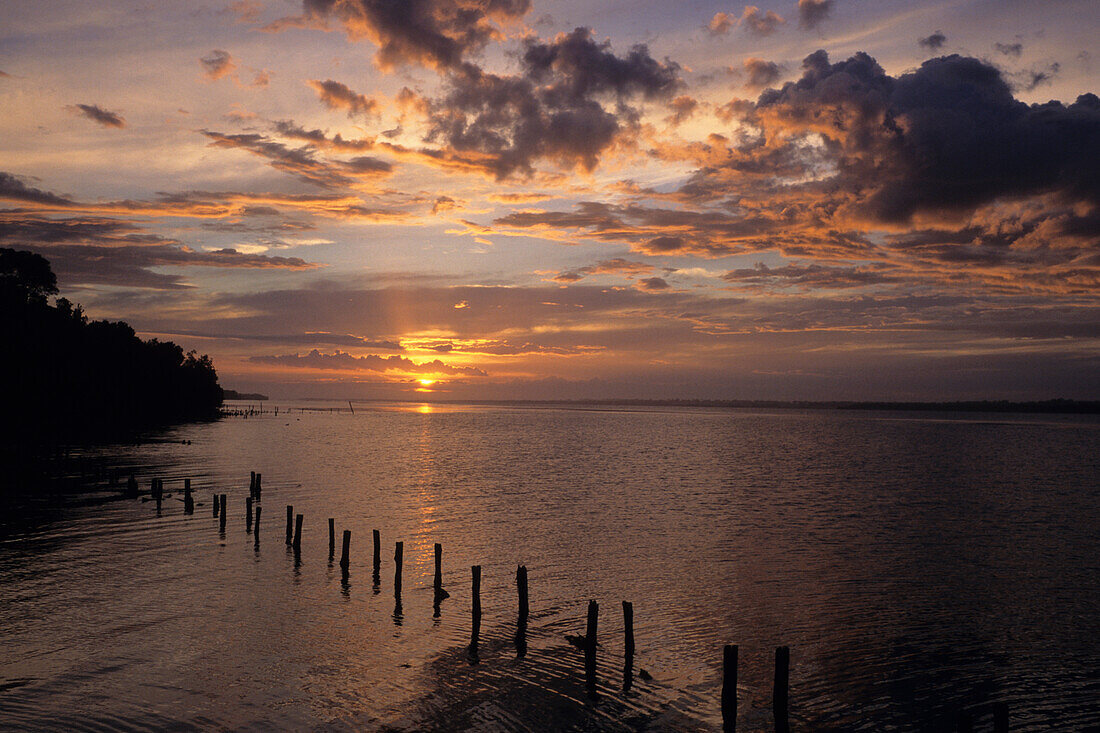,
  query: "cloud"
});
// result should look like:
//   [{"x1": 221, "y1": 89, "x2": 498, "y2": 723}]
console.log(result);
[
  {"x1": 424, "y1": 26, "x2": 682, "y2": 178},
  {"x1": 250, "y1": 348, "x2": 487, "y2": 375},
  {"x1": 742, "y1": 57, "x2": 783, "y2": 89},
  {"x1": 70, "y1": 104, "x2": 126, "y2": 128},
  {"x1": 666, "y1": 95, "x2": 698, "y2": 125},
  {"x1": 0, "y1": 214, "x2": 322, "y2": 289},
  {"x1": 721, "y1": 262, "x2": 900, "y2": 290},
  {"x1": 739, "y1": 5, "x2": 785, "y2": 36},
  {"x1": 797, "y1": 0, "x2": 833, "y2": 30},
  {"x1": 918, "y1": 31, "x2": 946, "y2": 51},
  {"x1": 201, "y1": 130, "x2": 393, "y2": 188},
  {"x1": 635, "y1": 276, "x2": 670, "y2": 291},
  {"x1": 707, "y1": 12, "x2": 734, "y2": 34},
  {"x1": 0, "y1": 172, "x2": 74, "y2": 206},
  {"x1": 273, "y1": 0, "x2": 531, "y2": 70},
  {"x1": 308, "y1": 79, "x2": 381, "y2": 117},
  {"x1": 994, "y1": 41, "x2": 1023, "y2": 58},
  {"x1": 551, "y1": 257, "x2": 655, "y2": 282},
  {"x1": 200, "y1": 49, "x2": 237, "y2": 80}
]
